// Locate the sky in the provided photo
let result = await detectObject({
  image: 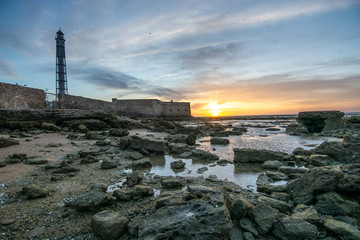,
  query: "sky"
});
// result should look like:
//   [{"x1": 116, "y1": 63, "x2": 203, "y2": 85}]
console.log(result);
[{"x1": 0, "y1": 0, "x2": 359, "y2": 116}]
